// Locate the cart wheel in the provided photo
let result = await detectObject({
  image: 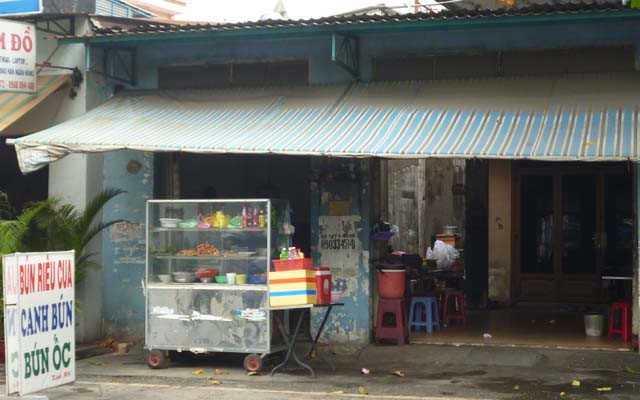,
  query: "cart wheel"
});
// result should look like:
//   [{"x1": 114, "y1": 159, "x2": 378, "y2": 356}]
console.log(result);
[
  {"x1": 243, "y1": 353, "x2": 263, "y2": 372},
  {"x1": 147, "y1": 350, "x2": 170, "y2": 369}
]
